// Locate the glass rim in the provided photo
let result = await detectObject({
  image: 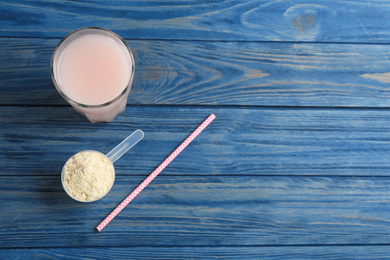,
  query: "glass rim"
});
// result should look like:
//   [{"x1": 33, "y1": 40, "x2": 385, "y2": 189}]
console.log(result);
[{"x1": 50, "y1": 27, "x2": 135, "y2": 108}]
